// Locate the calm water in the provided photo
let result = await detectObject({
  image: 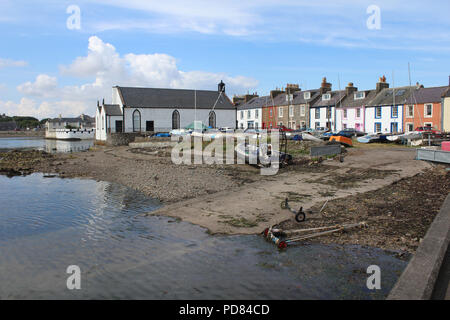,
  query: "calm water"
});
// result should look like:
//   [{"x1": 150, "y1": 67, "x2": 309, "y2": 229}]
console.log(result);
[
  {"x1": 0, "y1": 174, "x2": 408, "y2": 300},
  {"x1": 0, "y1": 137, "x2": 93, "y2": 153}
]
